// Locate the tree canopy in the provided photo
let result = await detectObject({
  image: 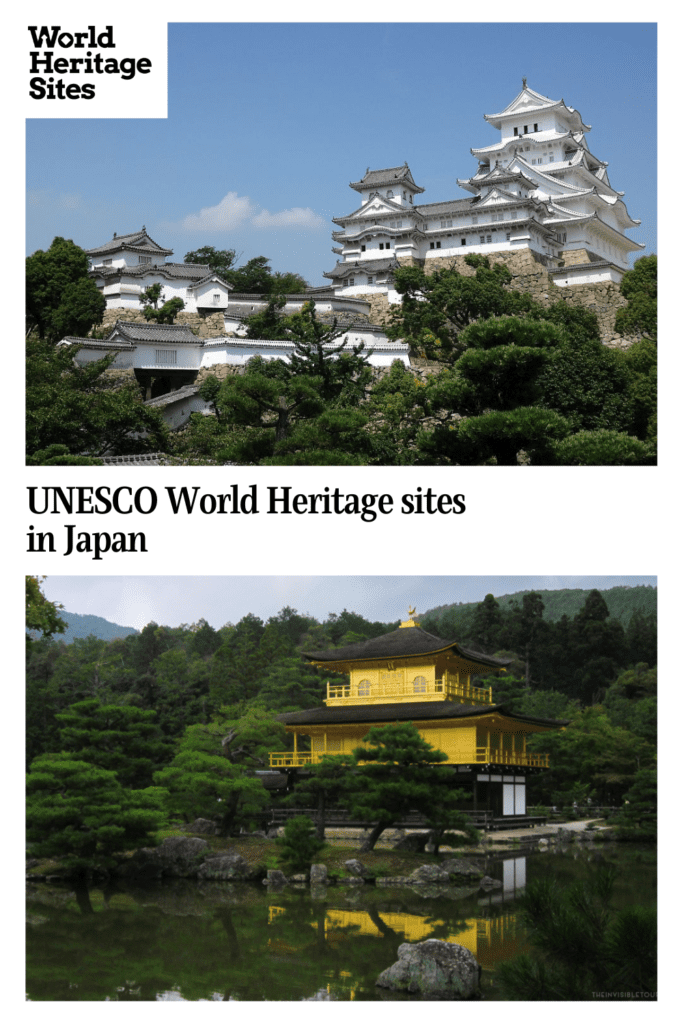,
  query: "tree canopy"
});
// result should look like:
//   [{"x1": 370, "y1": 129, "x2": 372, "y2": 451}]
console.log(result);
[
  {"x1": 26, "y1": 338, "x2": 168, "y2": 464},
  {"x1": 183, "y1": 247, "x2": 307, "y2": 294},
  {"x1": 26, "y1": 237, "x2": 106, "y2": 342}
]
